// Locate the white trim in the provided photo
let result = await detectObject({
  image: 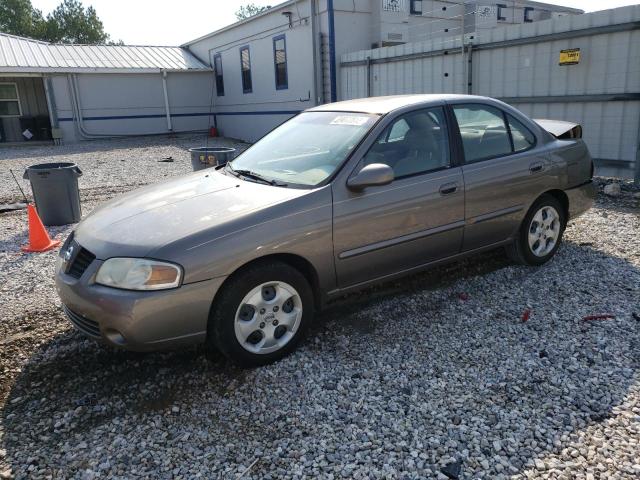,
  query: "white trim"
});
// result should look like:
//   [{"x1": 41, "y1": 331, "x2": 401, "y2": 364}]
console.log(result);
[{"x1": 0, "y1": 82, "x2": 22, "y2": 117}]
